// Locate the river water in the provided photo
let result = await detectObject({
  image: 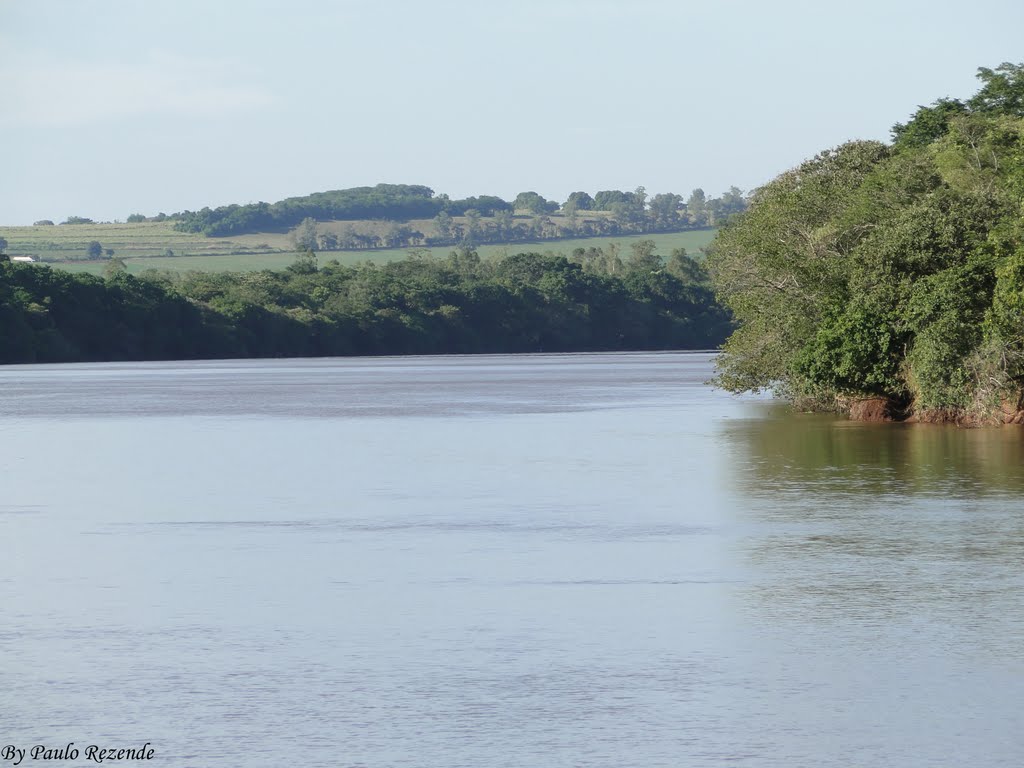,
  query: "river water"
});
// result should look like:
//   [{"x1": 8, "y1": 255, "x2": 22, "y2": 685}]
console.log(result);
[{"x1": 1, "y1": 352, "x2": 1021, "y2": 767}]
